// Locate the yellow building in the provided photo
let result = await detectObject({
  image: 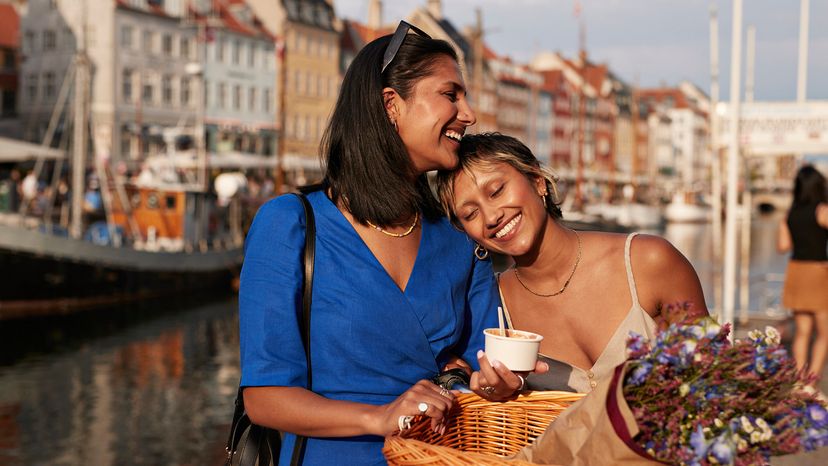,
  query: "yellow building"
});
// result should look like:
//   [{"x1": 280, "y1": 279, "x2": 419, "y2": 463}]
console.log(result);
[{"x1": 245, "y1": 0, "x2": 339, "y2": 187}]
